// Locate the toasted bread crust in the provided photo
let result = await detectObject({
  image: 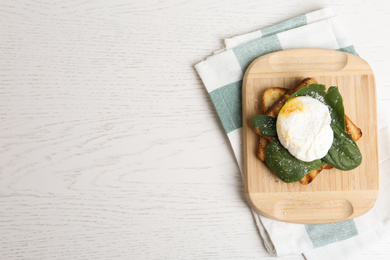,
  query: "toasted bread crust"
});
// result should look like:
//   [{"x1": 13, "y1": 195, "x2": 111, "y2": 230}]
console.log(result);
[
  {"x1": 299, "y1": 169, "x2": 321, "y2": 185},
  {"x1": 345, "y1": 115, "x2": 363, "y2": 142},
  {"x1": 257, "y1": 137, "x2": 268, "y2": 162}
]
